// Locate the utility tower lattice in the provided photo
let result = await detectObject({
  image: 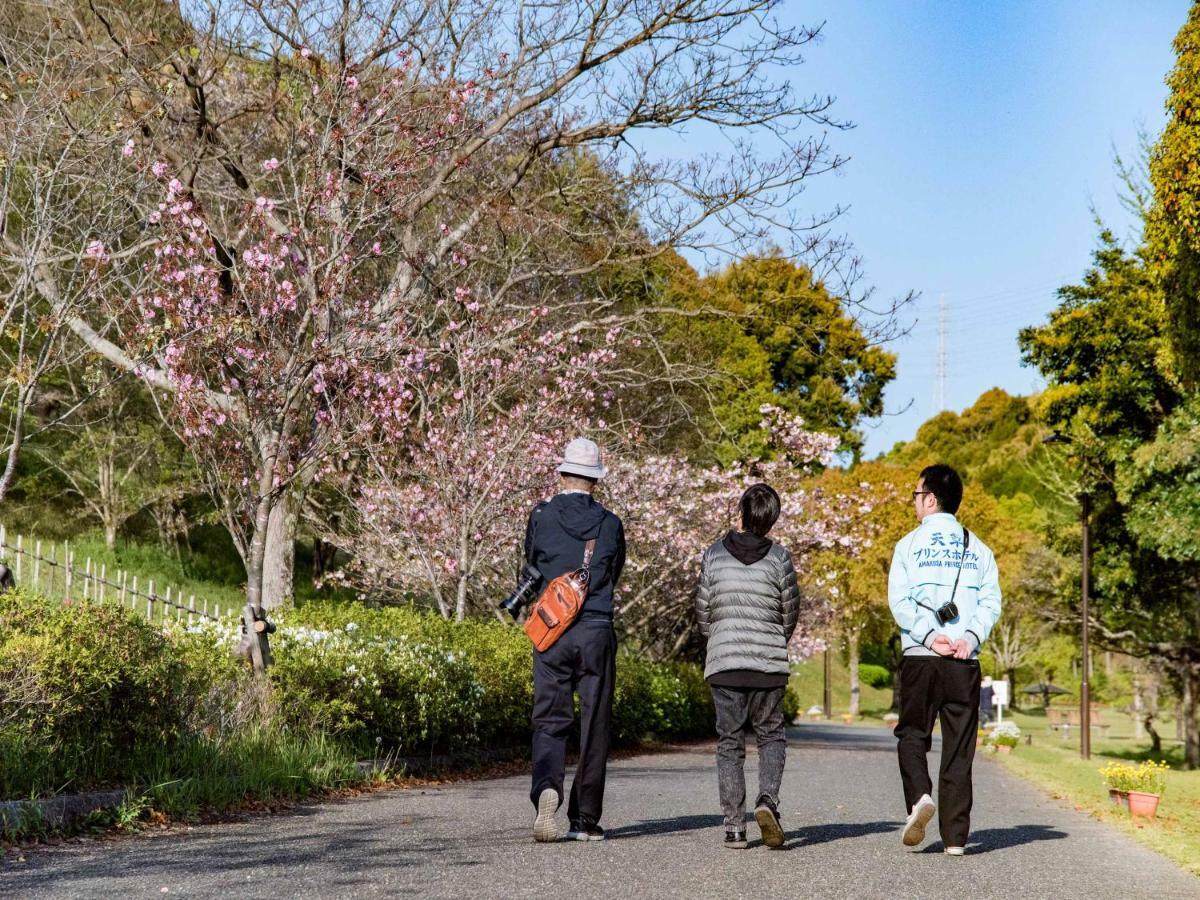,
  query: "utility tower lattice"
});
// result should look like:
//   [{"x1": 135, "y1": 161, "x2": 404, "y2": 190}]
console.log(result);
[{"x1": 935, "y1": 296, "x2": 948, "y2": 413}]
